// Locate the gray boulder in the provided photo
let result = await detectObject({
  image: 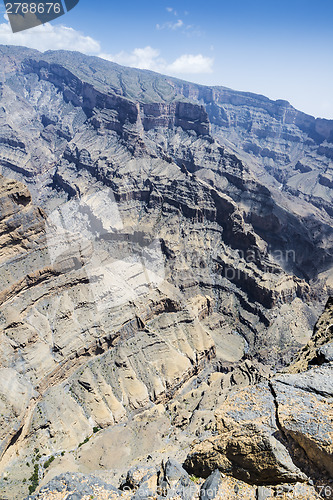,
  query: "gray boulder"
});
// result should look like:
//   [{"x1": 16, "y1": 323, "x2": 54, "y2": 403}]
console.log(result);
[
  {"x1": 318, "y1": 341, "x2": 333, "y2": 362},
  {"x1": 200, "y1": 469, "x2": 221, "y2": 500}
]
